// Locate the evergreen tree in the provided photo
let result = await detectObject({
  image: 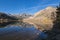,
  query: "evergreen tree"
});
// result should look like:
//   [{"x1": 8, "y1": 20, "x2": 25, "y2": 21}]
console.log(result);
[{"x1": 53, "y1": 4, "x2": 60, "y2": 29}]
